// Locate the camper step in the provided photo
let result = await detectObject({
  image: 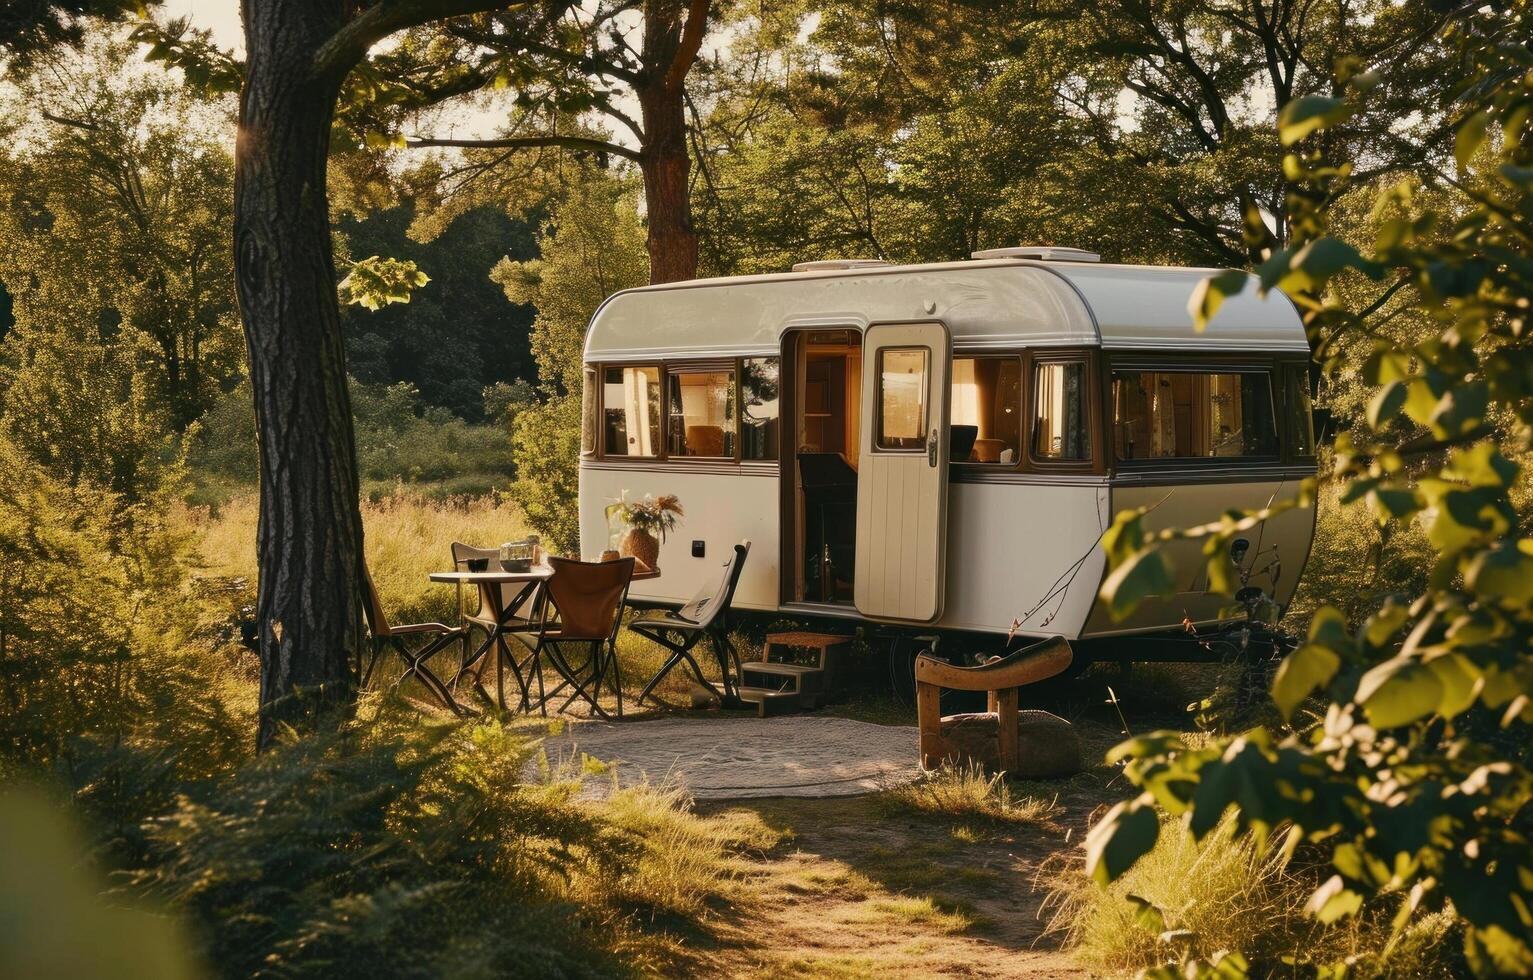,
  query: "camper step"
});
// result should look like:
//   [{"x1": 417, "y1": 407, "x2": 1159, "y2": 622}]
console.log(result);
[
  {"x1": 735, "y1": 685, "x2": 803, "y2": 718},
  {"x1": 739, "y1": 661, "x2": 829, "y2": 708}
]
